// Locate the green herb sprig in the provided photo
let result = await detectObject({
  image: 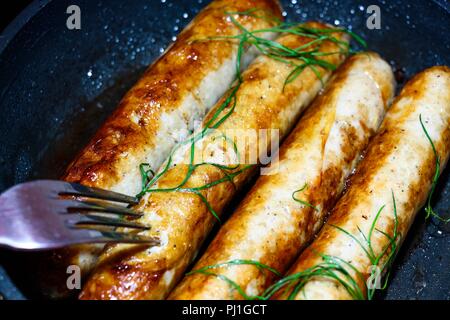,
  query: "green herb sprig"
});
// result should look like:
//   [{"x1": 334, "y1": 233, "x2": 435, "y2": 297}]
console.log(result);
[
  {"x1": 186, "y1": 259, "x2": 281, "y2": 300},
  {"x1": 187, "y1": 193, "x2": 400, "y2": 300},
  {"x1": 261, "y1": 192, "x2": 400, "y2": 300},
  {"x1": 136, "y1": 10, "x2": 365, "y2": 222},
  {"x1": 419, "y1": 114, "x2": 449, "y2": 223},
  {"x1": 139, "y1": 163, "x2": 155, "y2": 192},
  {"x1": 292, "y1": 183, "x2": 319, "y2": 211},
  {"x1": 204, "y1": 11, "x2": 366, "y2": 89},
  {"x1": 194, "y1": 114, "x2": 448, "y2": 297}
]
